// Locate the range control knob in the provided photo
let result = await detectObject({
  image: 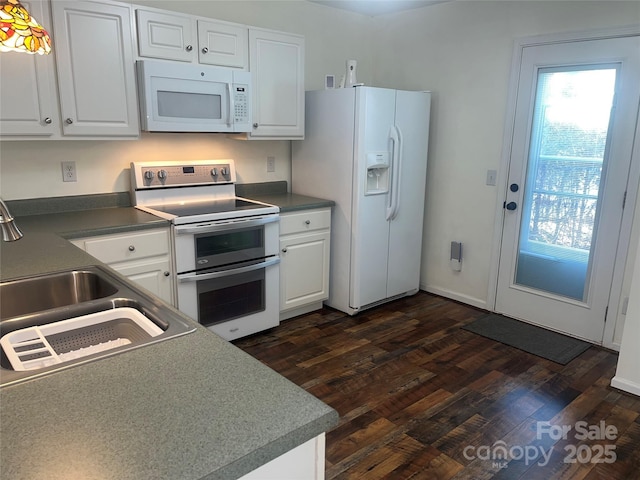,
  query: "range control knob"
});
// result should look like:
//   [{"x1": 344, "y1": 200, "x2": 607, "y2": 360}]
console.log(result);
[
  {"x1": 211, "y1": 168, "x2": 218, "y2": 177},
  {"x1": 158, "y1": 169, "x2": 168, "y2": 180},
  {"x1": 220, "y1": 167, "x2": 228, "y2": 176},
  {"x1": 144, "y1": 170, "x2": 155, "y2": 180}
]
